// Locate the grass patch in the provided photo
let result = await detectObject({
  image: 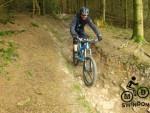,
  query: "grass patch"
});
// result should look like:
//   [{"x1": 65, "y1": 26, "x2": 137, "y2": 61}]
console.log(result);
[
  {"x1": 0, "y1": 30, "x2": 26, "y2": 37},
  {"x1": 31, "y1": 22, "x2": 39, "y2": 27},
  {"x1": 77, "y1": 95, "x2": 94, "y2": 113},
  {"x1": 0, "y1": 40, "x2": 19, "y2": 75},
  {"x1": 0, "y1": 30, "x2": 15, "y2": 37},
  {"x1": 0, "y1": 16, "x2": 15, "y2": 25},
  {"x1": 0, "y1": 65, "x2": 5, "y2": 74},
  {"x1": 0, "y1": 41, "x2": 19, "y2": 62},
  {"x1": 72, "y1": 83, "x2": 95, "y2": 113},
  {"x1": 72, "y1": 83, "x2": 82, "y2": 93}
]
